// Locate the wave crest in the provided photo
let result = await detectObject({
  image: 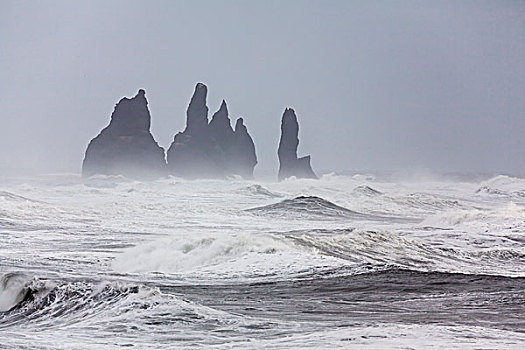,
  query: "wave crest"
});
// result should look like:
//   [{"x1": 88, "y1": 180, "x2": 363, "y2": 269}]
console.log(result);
[{"x1": 246, "y1": 196, "x2": 361, "y2": 219}]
